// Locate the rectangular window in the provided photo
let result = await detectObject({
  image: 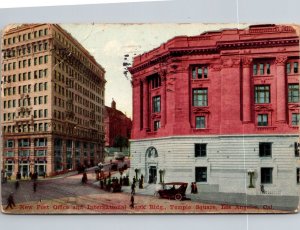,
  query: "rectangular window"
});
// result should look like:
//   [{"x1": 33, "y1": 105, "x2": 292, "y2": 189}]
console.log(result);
[
  {"x1": 193, "y1": 89, "x2": 208, "y2": 106},
  {"x1": 39, "y1": 96, "x2": 43, "y2": 104},
  {"x1": 39, "y1": 110, "x2": 43, "y2": 118},
  {"x1": 195, "y1": 167, "x2": 207, "y2": 182},
  {"x1": 195, "y1": 116, "x2": 206, "y2": 129},
  {"x1": 294, "y1": 62, "x2": 298, "y2": 73},
  {"x1": 44, "y1": 55, "x2": 48, "y2": 63},
  {"x1": 18, "y1": 139, "x2": 30, "y2": 147},
  {"x1": 266, "y1": 63, "x2": 271, "y2": 74},
  {"x1": 39, "y1": 56, "x2": 43, "y2": 64},
  {"x1": 259, "y1": 142, "x2": 272, "y2": 157},
  {"x1": 44, "y1": 109, "x2": 48, "y2": 118},
  {"x1": 255, "y1": 85, "x2": 270, "y2": 103},
  {"x1": 288, "y1": 84, "x2": 299, "y2": 103},
  {"x1": 192, "y1": 66, "x2": 208, "y2": 79},
  {"x1": 292, "y1": 113, "x2": 300, "y2": 126},
  {"x1": 259, "y1": 63, "x2": 264, "y2": 75},
  {"x1": 257, "y1": 114, "x2": 268, "y2": 126},
  {"x1": 44, "y1": 95, "x2": 48, "y2": 104},
  {"x1": 261, "y1": 167, "x2": 273, "y2": 184},
  {"x1": 5, "y1": 140, "x2": 14, "y2": 148},
  {"x1": 154, "y1": 120, "x2": 160, "y2": 131},
  {"x1": 44, "y1": 82, "x2": 48, "y2": 90},
  {"x1": 152, "y1": 96, "x2": 161, "y2": 112},
  {"x1": 195, "y1": 143, "x2": 207, "y2": 157},
  {"x1": 253, "y1": 64, "x2": 257, "y2": 75},
  {"x1": 297, "y1": 168, "x2": 300, "y2": 184},
  {"x1": 294, "y1": 142, "x2": 299, "y2": 157},
  {"x1": 34, "y1": 110, "x2": 37, "y2": 118},
  {"x1": 34, "y1": 138, "x2": 47, "y2": 147}
]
